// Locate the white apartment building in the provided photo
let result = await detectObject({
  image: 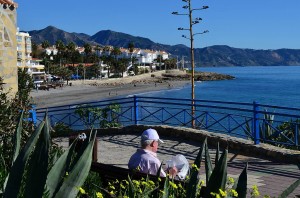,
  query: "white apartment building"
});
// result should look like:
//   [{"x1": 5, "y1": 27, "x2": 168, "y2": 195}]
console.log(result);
[{"x1": 16, "y1": 30, "x2": 46, "y2": 84}]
